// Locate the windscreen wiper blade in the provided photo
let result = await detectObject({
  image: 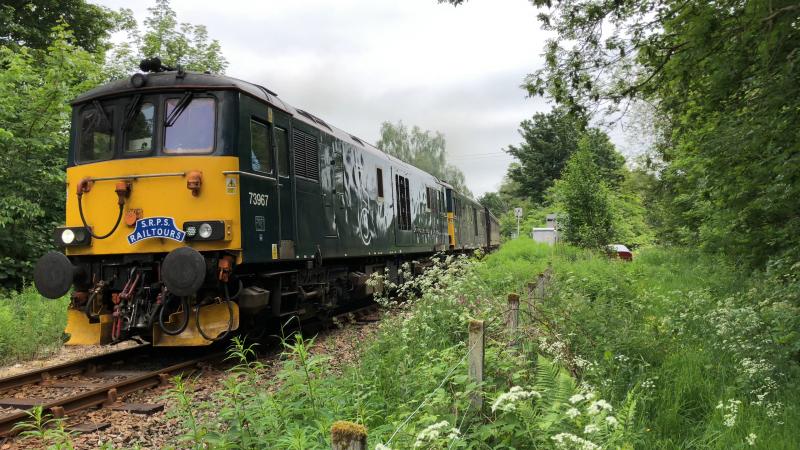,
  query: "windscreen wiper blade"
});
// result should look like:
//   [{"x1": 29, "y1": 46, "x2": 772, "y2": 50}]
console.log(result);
[
  {"x1": 92, "y1": 100, "x2": 112, "y2": 130},
  {"x1": 122, "y1": 94, "x2": 143, "y2": 131},
  {"x1": 165, "y1": 92, "x2": 194, "y2": 127}
]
